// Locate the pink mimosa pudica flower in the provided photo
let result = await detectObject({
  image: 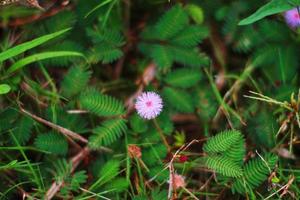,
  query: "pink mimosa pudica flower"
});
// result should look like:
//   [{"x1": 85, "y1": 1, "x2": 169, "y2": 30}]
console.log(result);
[
  {"x1": 135, "y1": 91, "x2": 163, "y2": 120},
  {"x1": 284, "y1": 8, "x2": 300, "y2": 28}
]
